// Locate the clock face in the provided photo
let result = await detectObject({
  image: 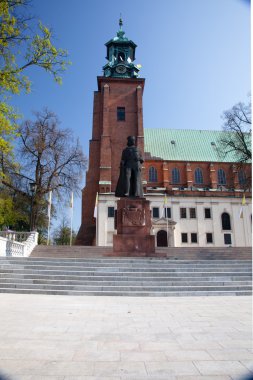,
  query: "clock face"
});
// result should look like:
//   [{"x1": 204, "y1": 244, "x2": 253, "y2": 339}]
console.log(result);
[{"x1": 116, "y1": 65, "x2": 127, "y2": 74}]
